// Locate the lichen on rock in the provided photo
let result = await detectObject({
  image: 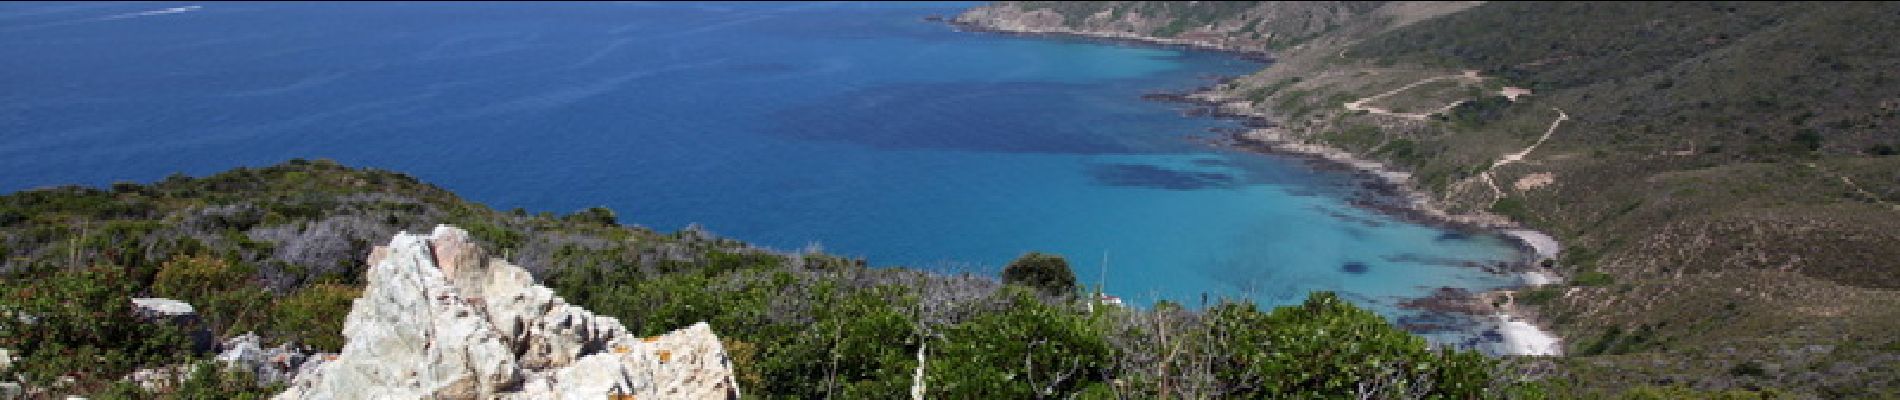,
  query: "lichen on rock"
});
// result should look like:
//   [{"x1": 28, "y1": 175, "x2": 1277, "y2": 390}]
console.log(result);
[{"x1": 277, "y1": 225, "x2": 739, "y2": 399}]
